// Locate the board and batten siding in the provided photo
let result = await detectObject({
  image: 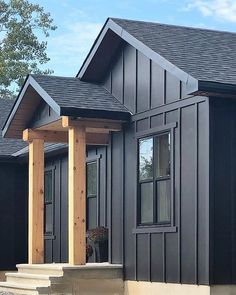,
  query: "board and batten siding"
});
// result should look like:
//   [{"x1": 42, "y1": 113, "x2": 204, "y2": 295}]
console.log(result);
[
  {"x1": 103, "y1": 42, "x2": 191, "y2": 115},
  {"x1": 0, "y1": 162, "x2": 28, "y2": 269},
  {"x1": 209, "y1": 97, "x2": 236, "y2": 284},
  {"x1": 108, "y1": 100, "x2": 209, "y2": 284},
  {"x1": 44, "y1": 147, "x2": 108, "y2": 263},
  {"x1": 102, "y1": 42, "x2": 210, "y2": 284}
]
